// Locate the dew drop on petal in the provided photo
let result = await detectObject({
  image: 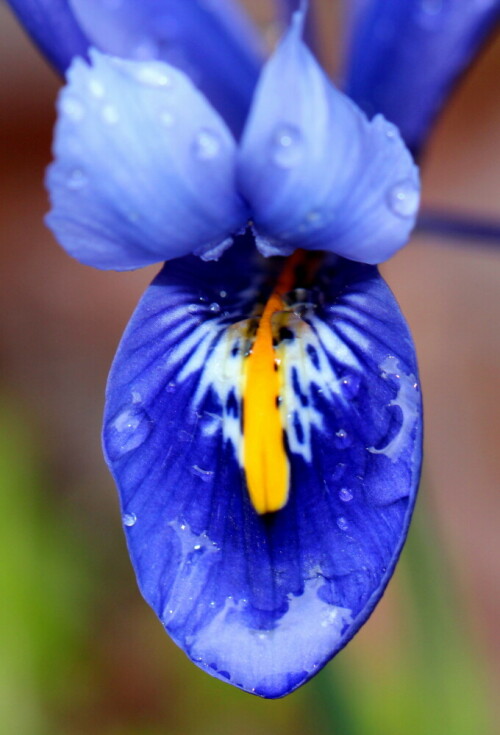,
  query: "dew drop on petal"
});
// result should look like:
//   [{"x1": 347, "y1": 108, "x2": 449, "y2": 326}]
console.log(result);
[
  {"x1": 193, "y1": 129, "x2": 221, "y2": 160},
  {"x1": 160, "y1": 110, "x2": 175, "y2": 127},
  {"x1": 166, "y1": 381, "x2": 177, "y2": 393},
  {"x1": 271, "y1": 124, "x2": 304, "y2": 168},
  {"x1": 136, "y1": 65, "x2": 172, "y2": 87},
  {"x1": 123, "y1": 512, "x2": 137, "y2": 527},
  {"x1": 188, "y1": 304, "x2": 199, "y2": 314},
  {"x1": 191, "y1": 465, "x2": 214, "y2": 482},
  {"x1": 67, "y1": 169, "x2": 88, "y2": 190},
  {"x1": 106, "y1": 407, "x2": 151, "y2": 459},
  {"x1": 61, "y1": 96, "x2": 84, "y2": 121},
  {"x1": 209, "y1": 302, "x2": 221, "y2": 313},
  {"x1": 388, "y1": 180, "x2": 420, "y2": 218},
  {"x1": 89, "y1": 79, "x2": 105, "y2": 98},
  {"x1": 339, "y1": 488, "x2": 353, "y2": 503},
  {"x1": 337, "y1": 516, "x2": 349, "y2": 531},
  {"x1": 384, "y1": 122, "x2": 399, "y2": 141}
]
